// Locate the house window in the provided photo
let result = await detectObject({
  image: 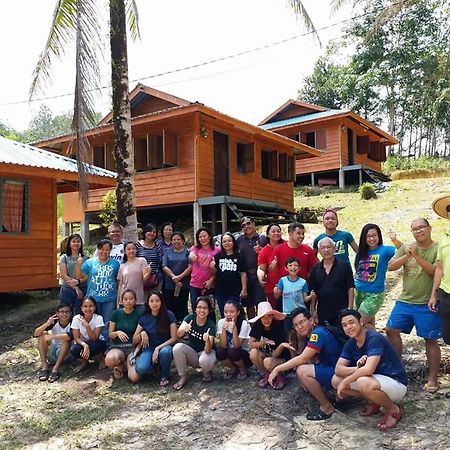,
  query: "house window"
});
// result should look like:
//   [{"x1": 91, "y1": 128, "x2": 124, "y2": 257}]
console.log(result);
[
  {"x1": 277, "y1": 154, "x2": 296, "y2": 182},
  {"x1": 261, "y1": 150, "x2": 279, "y2": 180},
  {"x1": 93, "y1": 144, "x2": 115, "y2": 171},
  {"x1": 300, "y1": 130, "x2": 327, "y2": 150},
  {"x1": 0, "y1": 179, "x2": 29, "y2": 234},
  {"x1": 236, "y1": 142, "x2": 254, "y2": 174},
  {"x1": 133, "y1": 130, "x2": 178, "y2": 172}
]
